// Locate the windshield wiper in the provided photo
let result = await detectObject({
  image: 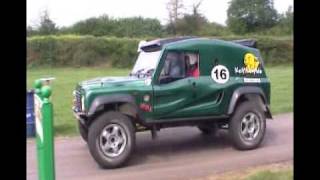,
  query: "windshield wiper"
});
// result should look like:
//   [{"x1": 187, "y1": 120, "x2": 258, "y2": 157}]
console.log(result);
[
  {"x1": 130, "y1": 68, "x2": 145, "y2": 77},
  {"x1": 136, "y1": 68, "x2": 145, "y2": 74},
  {"x1": 145, "y1": 68, "x2": 154, "y2": 75},
  {"x1": 130, "y1": 68, "x2": 155, "y2": 78}
]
